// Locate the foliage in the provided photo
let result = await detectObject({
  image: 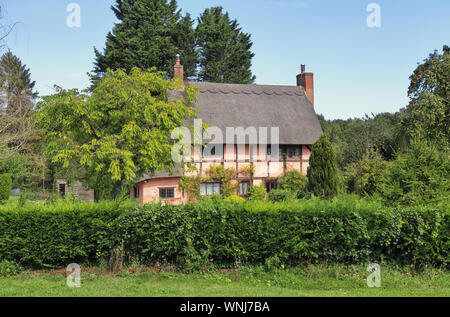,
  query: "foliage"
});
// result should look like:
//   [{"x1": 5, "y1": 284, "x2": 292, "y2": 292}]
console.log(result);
[
  {"x1": 247, "y1": 185, "x2": 267, "y2": 201},
  {"x1": 378, "y1": 140, "x2": 450, "y2": 207},
  {"x1": 344, "y1": 149, "x2": 387, "y2": 197},
  {"x1": 205, "y1": 164, "x2": 237, "y2": 198},
  {"x1": 0, "y1": 52, "x2": 36, "y2": 159},
  {"x1": 318, "y1": 112, "x2": 402, "y2": 169},
  {"x1": 224, "y1": 195, "x2": 245, "y2": 203},
  {"x1": 307, "y1": 134, "x2": 339, "y2": 199},
  {"x1": 0, "y1": 174, "x2": 11, "y2": 202},
  {"x1": 268, "y1": 189, "x2": 296, "y2": 202},
  {"x1": 93, "y1": 0, "x2": 198, "y2": 80},
  {"x1": 279, "y1": 170, "x2": 307, "y2": 198},
  {"x1": 180, "y1": 165, "x2": 237, "y2": 200},
  {"x1": 36, "y1": 68, "x2": 198, "y2": 198},
  {"x1": 0, "y1": 151, "x2": 32, "y2": 188},
  {"x1": 196, "y1": 6, "x2": 255, "y2": 84},
  {"x1": 0, "y1": 260, "x2": 22, "y2": 277},
  {"x1": 0, "y1": 198, "x2": 447, "y2": 269},
  {"x1": 402, "y1": 45, "x2": 449, "y2": 147}
]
